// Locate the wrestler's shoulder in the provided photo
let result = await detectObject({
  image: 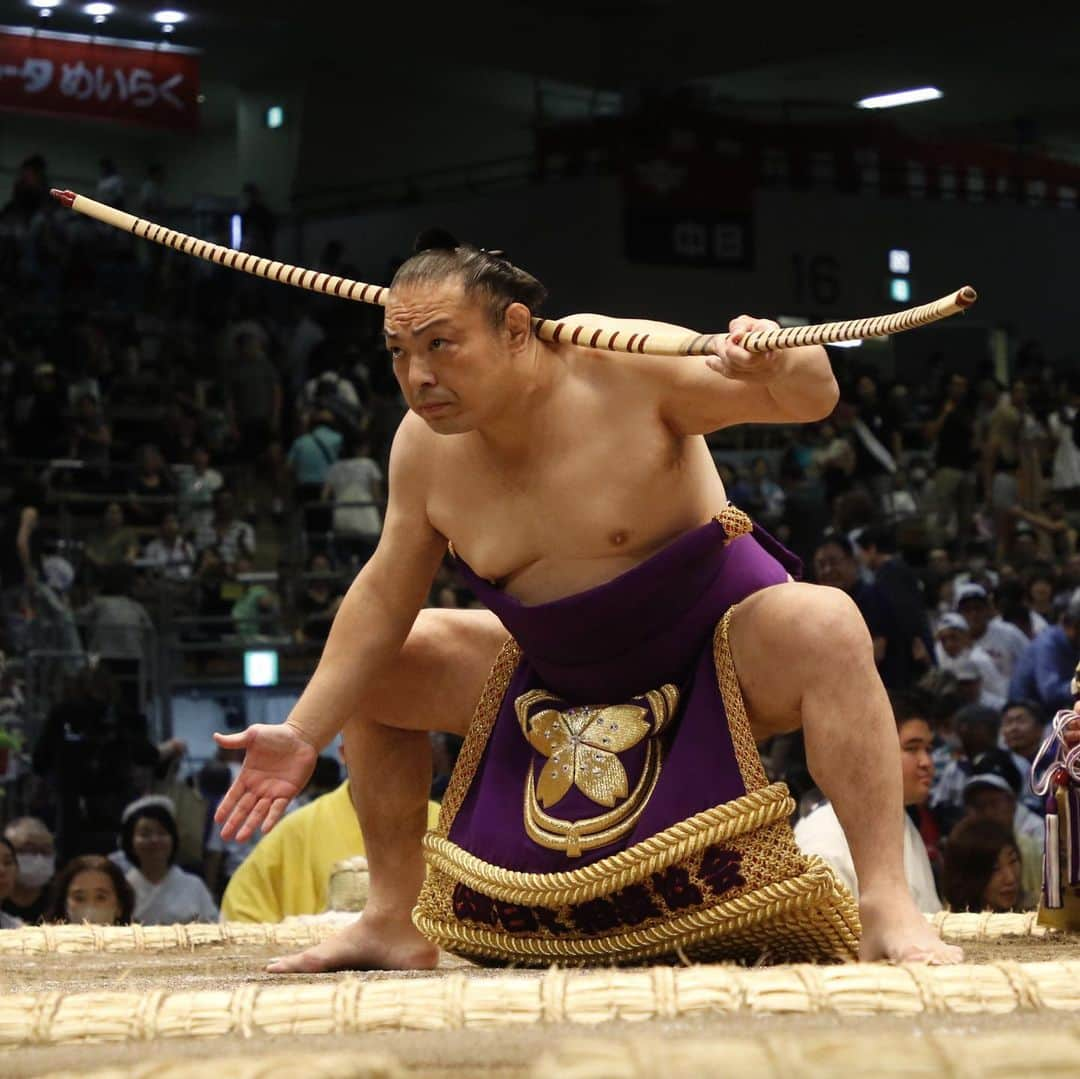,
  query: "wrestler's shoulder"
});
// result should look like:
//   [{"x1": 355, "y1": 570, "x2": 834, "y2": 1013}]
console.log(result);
[{"x1": 391, "y1": 411, "x2": 442, "y2": 467}]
